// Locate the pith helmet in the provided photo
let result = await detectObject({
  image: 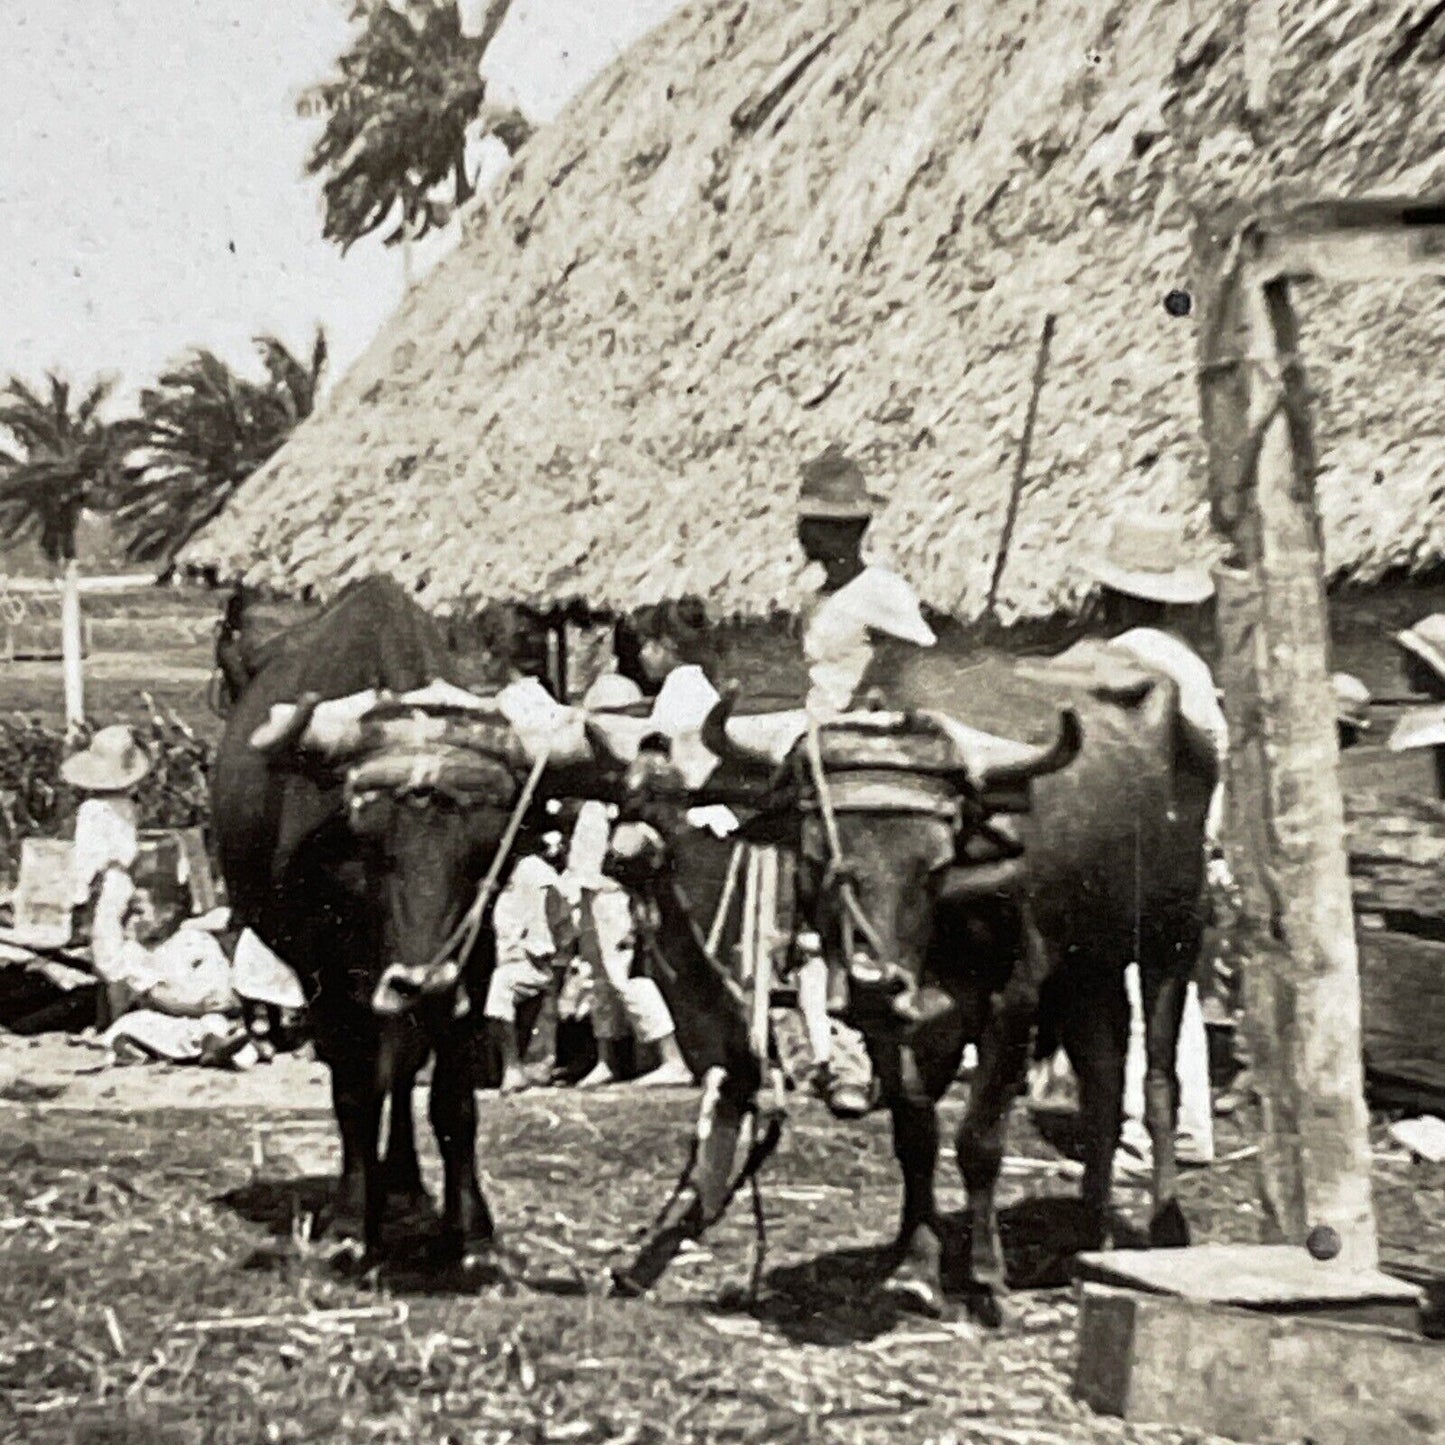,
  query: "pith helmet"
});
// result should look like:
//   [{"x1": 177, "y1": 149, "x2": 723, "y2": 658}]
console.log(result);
[{"x1": 797, "y1": 444, "x2": 886, "y2": 522}]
